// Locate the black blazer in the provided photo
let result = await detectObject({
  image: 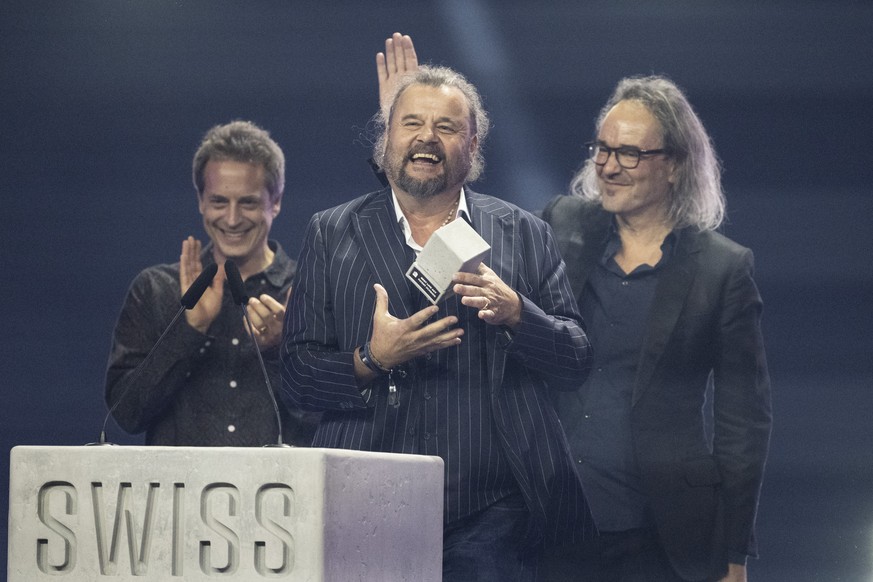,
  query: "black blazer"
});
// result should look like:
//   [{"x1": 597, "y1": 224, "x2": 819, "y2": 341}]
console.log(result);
[
  {"x1": 281, "y1": 187, "x2": 596, "y2": 547},
  {"x1": 543, "y1": 195, "x2": 772, "y2": 581}
]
